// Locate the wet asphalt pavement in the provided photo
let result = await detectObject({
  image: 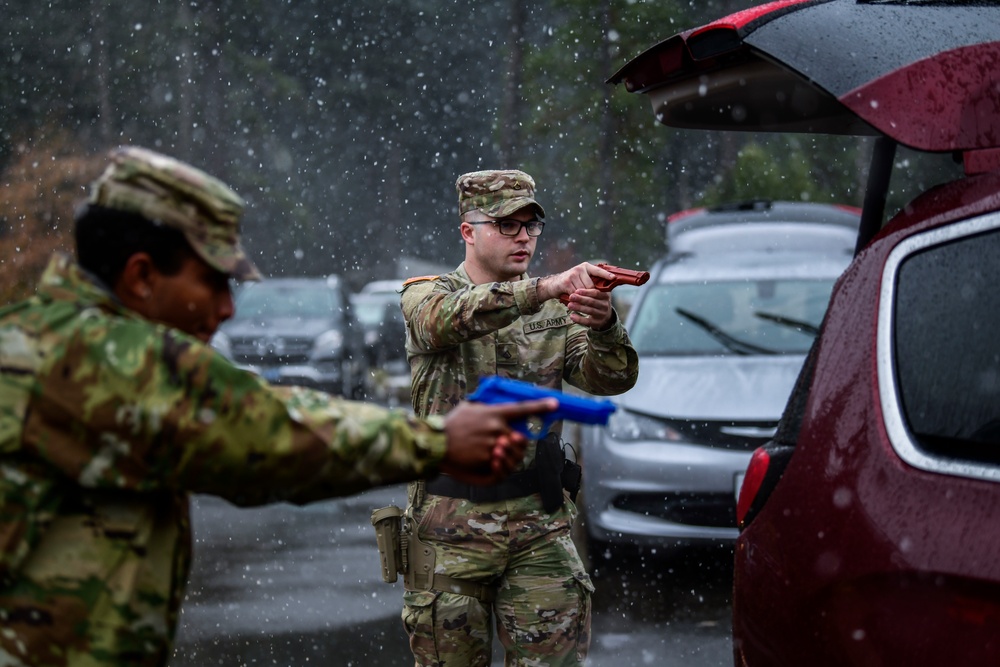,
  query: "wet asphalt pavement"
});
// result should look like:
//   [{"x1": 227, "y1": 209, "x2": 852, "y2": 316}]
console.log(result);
[{"x1": 171, "y1": 487, "x2": 733, "y2": 666}]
